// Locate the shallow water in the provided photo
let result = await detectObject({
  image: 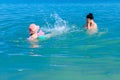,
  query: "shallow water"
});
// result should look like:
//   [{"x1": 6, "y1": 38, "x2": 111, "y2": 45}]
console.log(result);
[{"x1": 0, "y1": 3, "x2": 120, "y2": 80}]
